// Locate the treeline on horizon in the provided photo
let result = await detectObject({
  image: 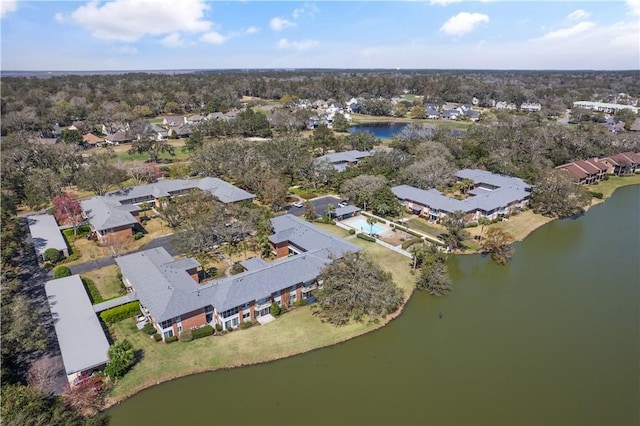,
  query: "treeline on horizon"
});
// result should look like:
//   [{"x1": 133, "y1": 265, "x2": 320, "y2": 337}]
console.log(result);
[{"x1": 2, "y1": 69, "x2": 639, "y2": 136}]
